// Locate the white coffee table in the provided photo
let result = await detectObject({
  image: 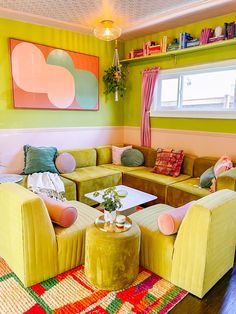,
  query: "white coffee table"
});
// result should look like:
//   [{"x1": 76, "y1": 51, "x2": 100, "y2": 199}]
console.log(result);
[{"x1": 85, "y1": 185, "x2": 157, "y2": 215}]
